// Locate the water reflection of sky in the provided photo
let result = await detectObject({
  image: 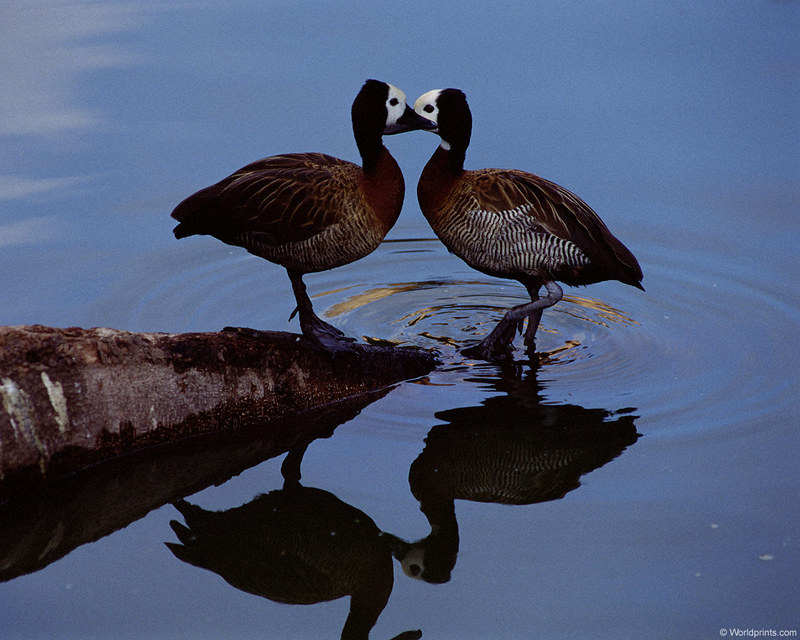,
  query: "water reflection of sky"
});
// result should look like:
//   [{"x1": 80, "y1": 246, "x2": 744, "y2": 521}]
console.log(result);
[
  {"x1": 0, "y1": 2, "x2": 796, "y2": 308},
  {"x1": 1, "y1": 2, "x2": 798, "y2": 639},
  {"x1": 1, "y1": 3, "x2": 141, "y2": 136}
]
